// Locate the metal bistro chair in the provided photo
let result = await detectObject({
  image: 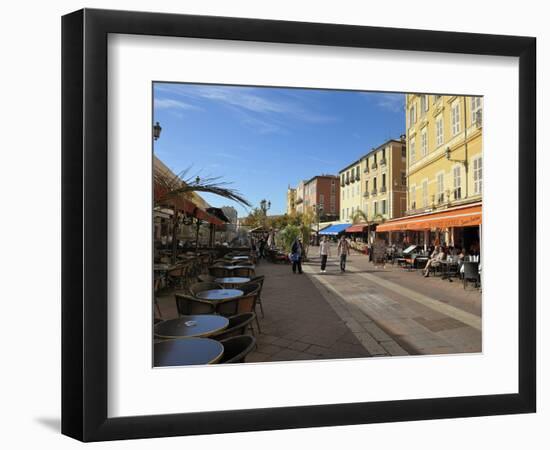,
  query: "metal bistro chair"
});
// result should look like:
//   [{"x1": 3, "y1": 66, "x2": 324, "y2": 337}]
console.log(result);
[
  {"x1": 174, "y1": 293, "x2": 216, "y2": 316},
  {"x1": 209, "y1": 266, "x2": 229, "y2": 278},
  {"x1": 153, "y1": 277, "x2": 163, "y2": 320},
  {"x1": 242, "y1": 276, "x2": 265, "y2": 318},
  {"x1": 463, "y1": 261, "x2": 480, "y2": 290},
  {"x1": 232, "y1": 267, "x2": 255, "y2": 278},
  {"x1": 197, "y1": 274, "x2": 216, "y2": 282},
  {"x1": 235, "y1": 283, "x2": 262, "y2": 333},
  {"x1": 165, "y1": 264, "x2": 183, "y2": 289},
  {"x1": 211, "y1": 312, "x2": 256, "y2": 341},
  {"x1": 218, "y1": 335, "x2": 257, "y2": 364},
  {"x1": 189, "y1": 281, "x2": 223, "y2": 297}
]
